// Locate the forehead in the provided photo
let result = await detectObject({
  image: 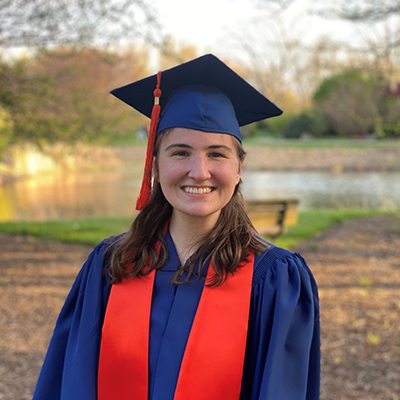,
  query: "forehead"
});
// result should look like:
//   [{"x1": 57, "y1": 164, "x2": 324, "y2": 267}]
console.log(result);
[{"x1": 159, "y1": 128, "x2": 237, "y2": 148}]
